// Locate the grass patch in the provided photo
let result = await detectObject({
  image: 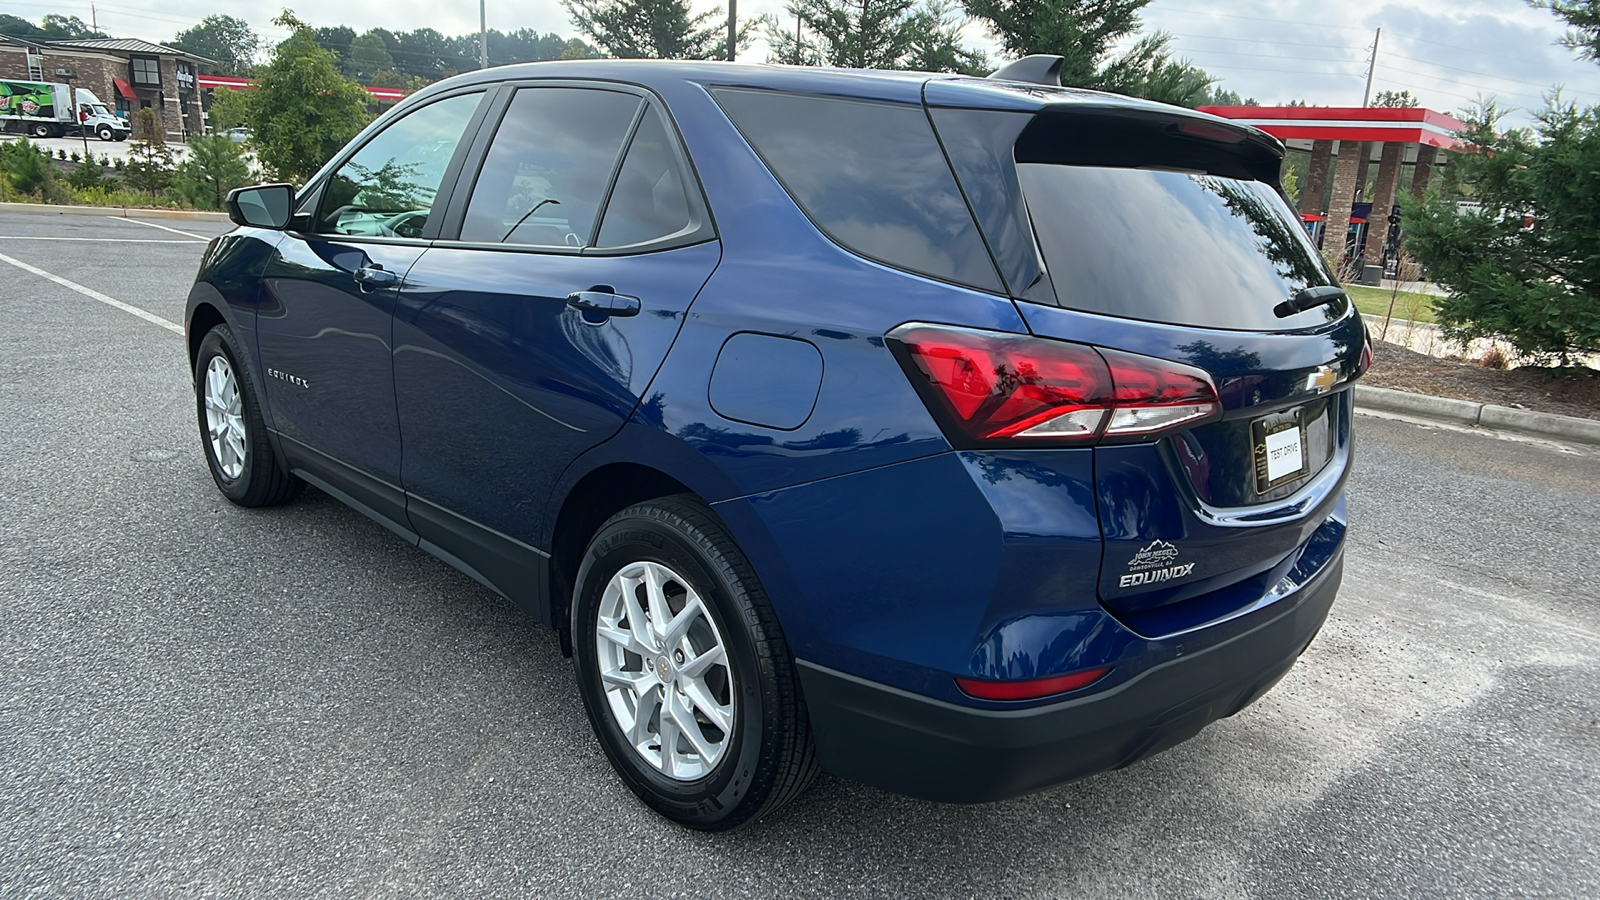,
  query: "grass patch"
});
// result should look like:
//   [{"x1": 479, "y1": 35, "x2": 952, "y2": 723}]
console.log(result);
[{"x1": 1346, "y1": 284, "x2": 1438, "y2": 325}]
